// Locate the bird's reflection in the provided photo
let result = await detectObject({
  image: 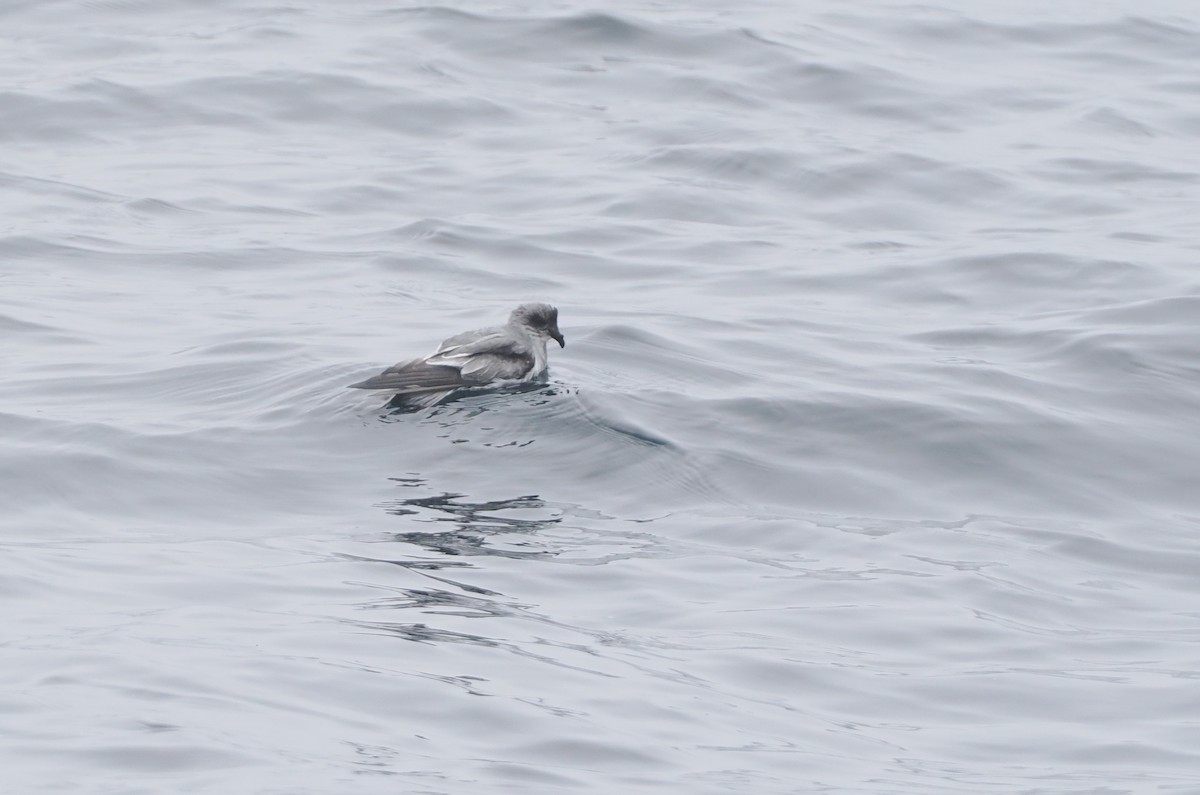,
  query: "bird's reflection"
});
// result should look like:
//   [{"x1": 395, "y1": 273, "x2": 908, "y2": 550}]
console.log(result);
[
  {"x1": 345, "y1": 478, "x2": 640, "y2": 654},
  {"x1": 352, "y1": 586, "x2": 533, "y2": 649},
  {"x1": 344, "y1": 486, "x2": 554, "y2": 651},
  {"x1": 353, "y1": 620, "x2": 502, "y2": 648},
  {"x1": 378, "y1": 486, "x2": 562, "y2": 561}
]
